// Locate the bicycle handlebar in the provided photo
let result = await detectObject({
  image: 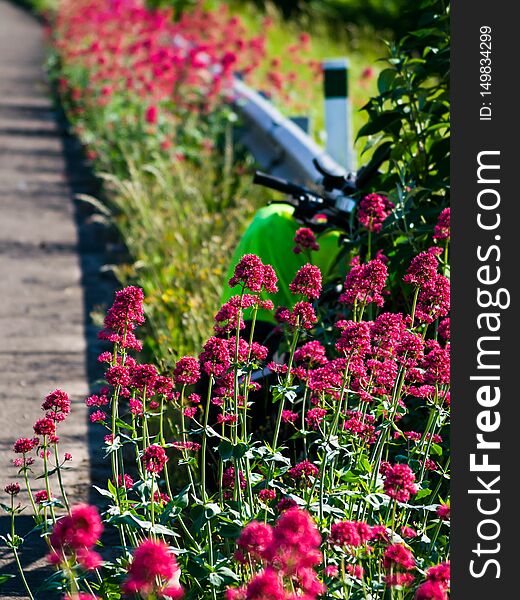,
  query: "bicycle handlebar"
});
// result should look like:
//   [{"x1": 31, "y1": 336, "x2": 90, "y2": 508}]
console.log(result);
[
  {"x1": 252, "y1": 146, "x2": 391, "y2": 230},
  {"x1": 252, "y1": 172, "x2": 311, "y2": 198}
]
